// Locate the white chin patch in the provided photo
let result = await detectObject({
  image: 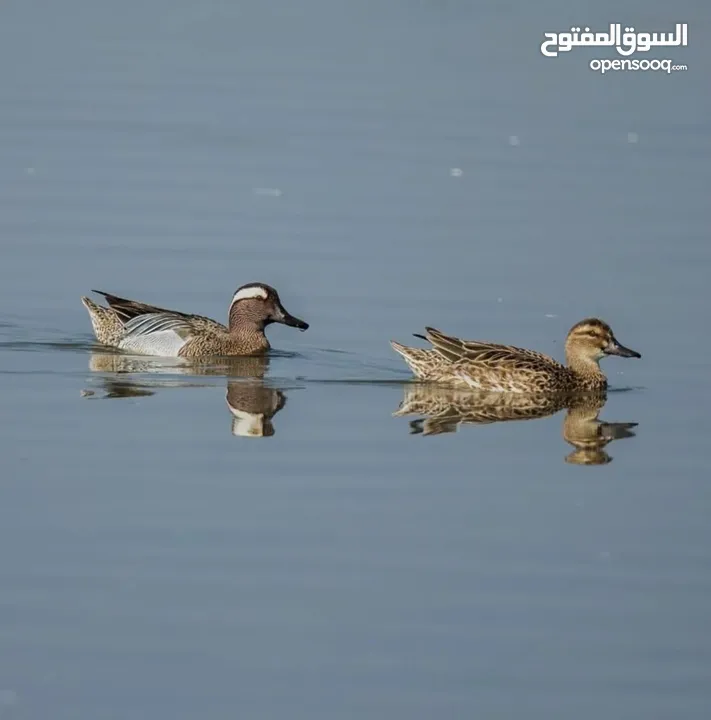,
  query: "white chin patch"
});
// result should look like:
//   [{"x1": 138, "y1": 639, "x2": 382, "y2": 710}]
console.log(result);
[
  {"x1": 230, "y1": 285, "x2": 269, "y2": 308},
  {"x1": 228, "y1": 408, "x2": 266, "y2": 437}
]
